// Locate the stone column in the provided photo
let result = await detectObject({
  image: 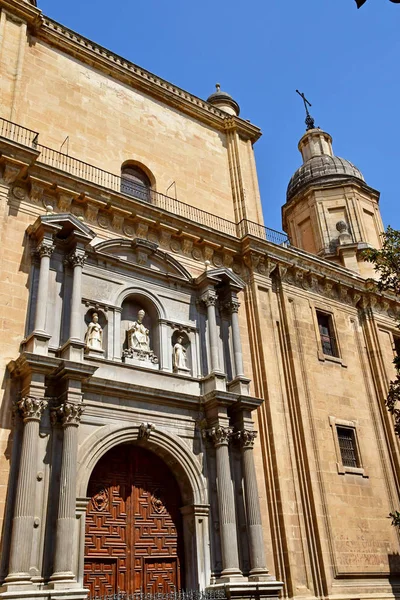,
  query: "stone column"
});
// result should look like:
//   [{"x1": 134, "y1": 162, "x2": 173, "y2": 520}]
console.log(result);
[
  {"x1": 34, "y1": 241, "x2": 54, "y2": 333},
  {"x1": 237, "y1": 429, "x2": 270, "y2": 580},
  {"x1": 6, "y1": 396, "x2": 48, "y2": 584},
  {"x1": 202, "y1": 290, "x2": 220, "y2": 373},
  {"x1": 50, "y1": 402, "x2": 83, "y2": 584},
  {"x1": 205, "y1": 426, "x2": 242, "y2": 579},
  {"x1": 67, "y1": 249, "x2": 86, "y2": 342},
  {"x1": 227, "y1": 298, "x2": 244, "y2": 378}
]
